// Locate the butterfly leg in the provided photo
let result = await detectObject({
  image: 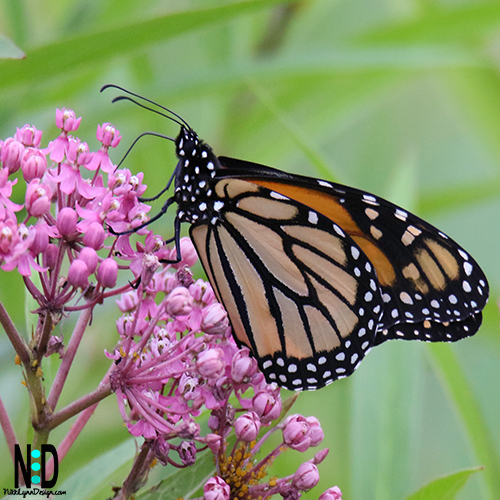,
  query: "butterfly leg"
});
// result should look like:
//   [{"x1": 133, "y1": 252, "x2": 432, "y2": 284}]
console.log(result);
[{"x1": 160, "y1": 216, "x2": 182, "y2": 264}]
